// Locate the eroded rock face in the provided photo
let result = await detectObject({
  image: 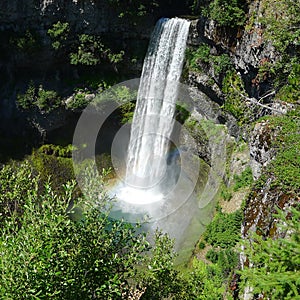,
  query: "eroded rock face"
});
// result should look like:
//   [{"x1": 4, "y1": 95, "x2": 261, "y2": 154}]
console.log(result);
[
  {"x1": 243, "y1": 179, "x2": 298, "y2": 239},
  {"x1": 249, "y1": 120, "x2": 276, "y2": 180},
  {"x1": 186, "y1": 0, "x2": 279, "y2": 114}
]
